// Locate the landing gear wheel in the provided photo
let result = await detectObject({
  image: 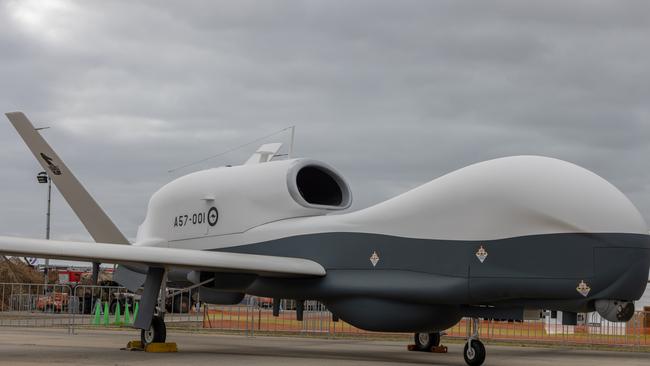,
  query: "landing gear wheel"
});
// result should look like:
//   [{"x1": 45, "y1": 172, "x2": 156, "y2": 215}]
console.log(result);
[
  {"x1": 414, "y1": 332, "x2": 440, "y2": 351},
  {"x1": 141, "y1": 316, "x2": 166, "y2": 345},
  {"x1": 463, "y1": 339, "x2": 486, "y2": 366}
]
